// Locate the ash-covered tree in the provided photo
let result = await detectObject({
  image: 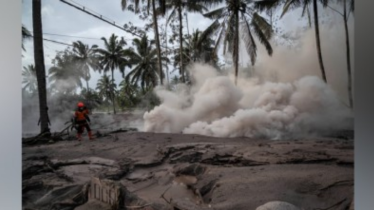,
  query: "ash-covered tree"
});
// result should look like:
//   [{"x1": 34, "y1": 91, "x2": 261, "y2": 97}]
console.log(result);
[
  {"x1": 121, "y1": 0, "x2": 167, "y2": 85},
  {"x1": 324, "y1": 0, "x2": 354, "y2": 108},
  {"x1": 32, "y1": 0, "x2": 50, "y2": 134},
  {"x1": 48, "y1": 49, "x2": 84, "y2": 94},
  {"x1": 173, "y1": 24, "x2": 220, "y2": 74},
  {"x1": 96, "y1": 74, "x2": 118, "y2": 113},
  {"x1": 124, "y1": 35, "x2": 169, "y2": 92},
  {"x1": 203, "y1": 0, "x2": 274, "y2": 85},
  {"x1": 117, "y1": 79, "x2": 140, "y2": 109},
  {"x1": 95, "y1": 33, "x2": 130, "y2": 114},
  {"x1": 71, "y1": 40, "x2": 101, "y2": 91},
  {"x1": 164, "y1": 0, "x2": 222, "y2": 83},
  {"x1": 255, "y1": 0, "x2": 330, "y2": 83}
]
